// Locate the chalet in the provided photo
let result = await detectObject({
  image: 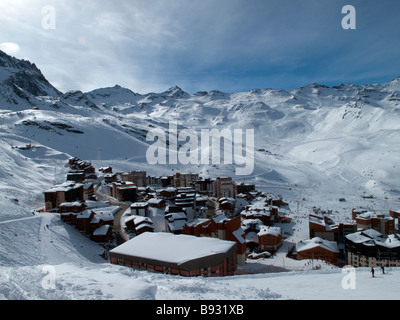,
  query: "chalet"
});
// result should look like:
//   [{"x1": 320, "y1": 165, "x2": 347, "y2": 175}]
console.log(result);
[
  {"x1": 147, "y1": 198, "x2": 166, "y2": 209},
  {"x1": 124, "y1": 215, "x2": 154, "y2": 235},
  {"x1": 61, "y1": 211, "x2": 78, "y2": 225},
  {"x1": 183, "y1": 218, "x2": 218, "y2": 238},
  {"x1": 134, "y1": 216, "x2": 155, "y2": 235},
  {"x1": 265, "y1": 197, "x2": 287, "y2": 207},
  {"x1": 109, "y1": 232, "x2": 238, "y2": 277},
  {"x1": 124, "y1": 215, "x2": 137, "y2": 230},
  {"x1": 104, "y1": 173, "x2": 118, "y2": 184},
  {"x1": 217, "y1": 197, "x2": 234, "y2": 216},
  {"x1": 195, "y1": 196, "x2": 208, "y2": 208},
  {"x1": 99, "y1": 166, "x2": 113, "y2": 174},
  {"x1": 89, "y1": 210, "x2": 114, "y2": 233},
  {"x1": 295, "y1": 237, "x2": 339, "y2": 265},
  {"x1": 130, "y1": 202, "x2": 149, "y2": 217},
  {"x1": 345, "y1": 229, "x2": 400, "y2": 268},
  {"x1": 83, "y1": 182, "x2": 95, "y2": 200},
  {"x1": 44, "y1": 182, "x2": 84, "y2": 211},
  {"x1": 242, "y1": 218, "x2": 263, "y2": 233},
  {"x1": 258, "y1": 226, "x2": 282, "y2": 252},
  {"x1": 175, "y1": 189, "x2": 196, "y2": 209},
  {"x1": 166, "y1": 211, "x2": 187, "y2": 234},
  {"x1": 157, "y1": 187, "x2": 177, "y2": 200},
  {"x1": 241, "y1": 218, "x2": 283, "y2": 255},
  {"x1": 91, "y1": 225, "x2": 113, "y2": 243},
  {"x1": 213, "y1": 215, "x2": 246, "y2": 265},
  {"x1": 182, "y1": 214, "x2": 244, "y2": 244},
  {"x1": 76, "y1": 210, "x2": 96, "y2": 235},
  {"x1": 309, "y1": 213, "x2": 357, "y2": 243},
  {"x1": 59, "y1": 201, "x2": 86, "y2": 214},
  {"x1": 241, "y1": 218, "x2": 263, "y2": 251},
  {"x1": 241, "y1": 206, "x2": 272, "y2": 226},
  {"x1": 69, "y1": 158, "x2": 95, "y2": 175}
]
